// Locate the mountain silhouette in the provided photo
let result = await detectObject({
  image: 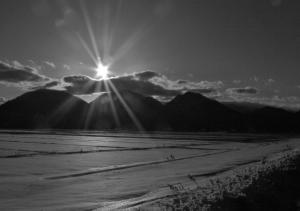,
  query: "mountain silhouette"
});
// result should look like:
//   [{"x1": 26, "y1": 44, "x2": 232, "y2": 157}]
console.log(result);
[
  {"x1": 246, "y1": 106, "x2": 297, "y2": 132},
  {"x1": 0, "y1": 89, "x2": 299, "y2": 133},
  {"x1": 0, "y1": 89, "x2": 88, "y2": 129},
  {"x1": 222, "y1": 102, "x2": 265, "y2": 114},
  {"x1": 165, "y1": 92, "x2": 244, "y2": 131},
  {"x1": 87, "y1": 90, "x2": 169, "y2": 131}
]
